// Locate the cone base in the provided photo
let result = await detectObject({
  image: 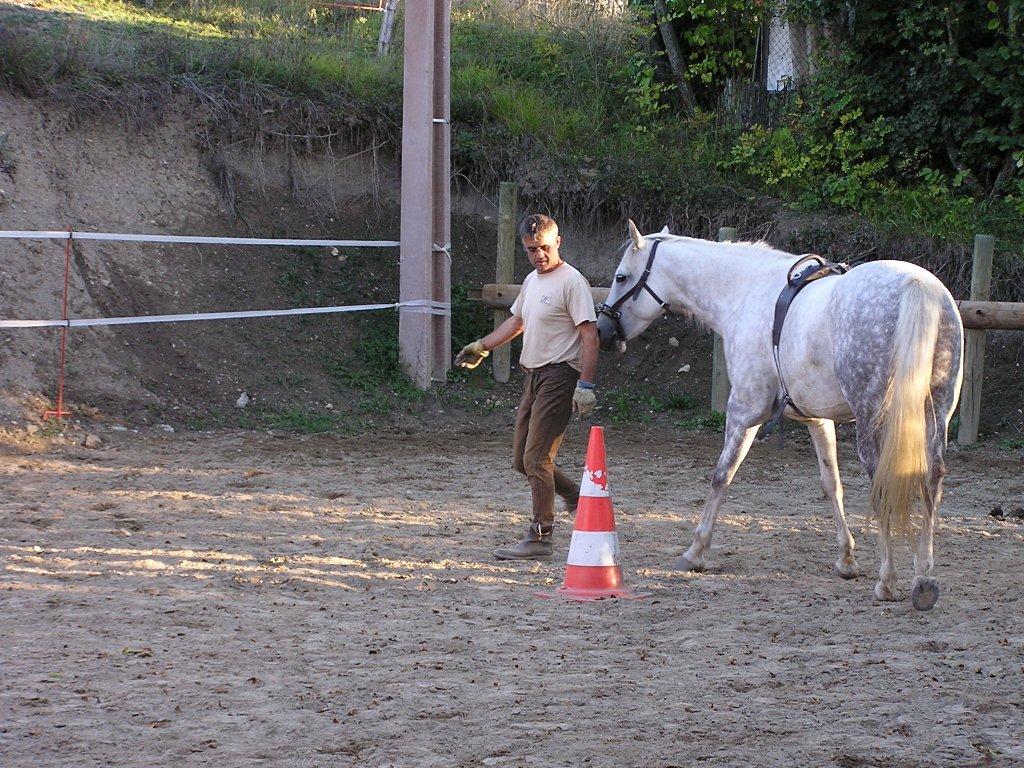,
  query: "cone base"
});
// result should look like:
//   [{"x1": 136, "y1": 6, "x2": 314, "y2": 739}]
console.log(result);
[
  {"x1": 535, "y1": 565, "x2": 650, "y2": 601},
  {"x1": 535, "y1": 586, "x2": 652, "y2": 602}
]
